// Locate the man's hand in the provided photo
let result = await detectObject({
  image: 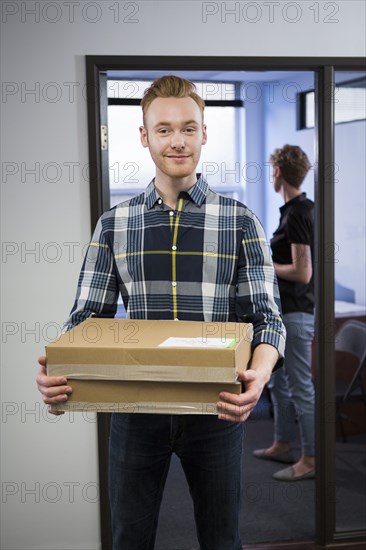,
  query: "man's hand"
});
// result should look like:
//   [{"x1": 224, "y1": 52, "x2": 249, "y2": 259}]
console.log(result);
[
  {"x1": 36, "y1": 355, "x2": 72, "y2": 415},
  {"x1": 216, "y1": 343, "x2": 279, "y2": 423},
  {"x1": 216, "y1": 369, "x2": 266, "y2": 422}
]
